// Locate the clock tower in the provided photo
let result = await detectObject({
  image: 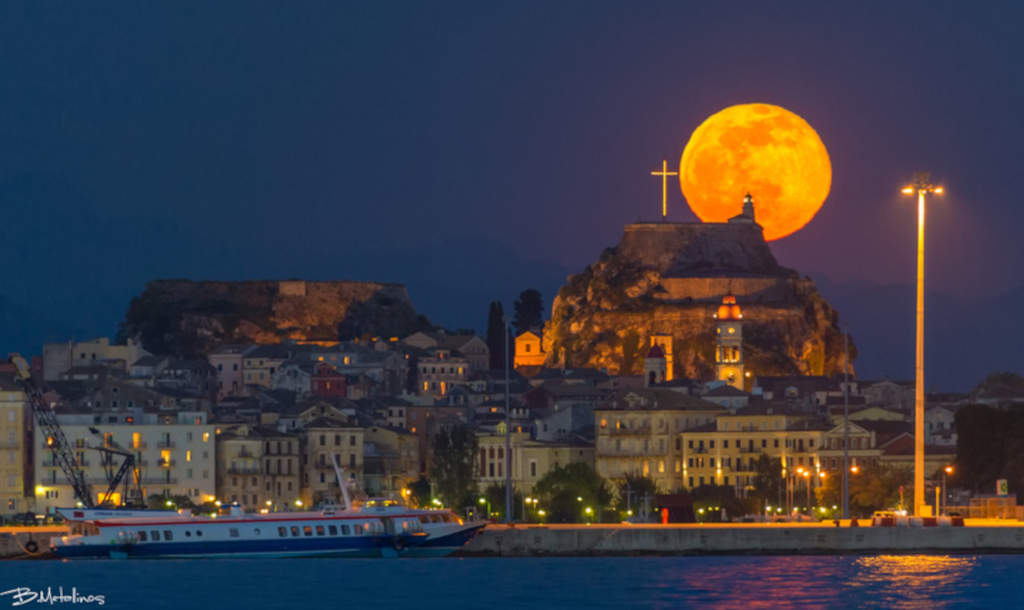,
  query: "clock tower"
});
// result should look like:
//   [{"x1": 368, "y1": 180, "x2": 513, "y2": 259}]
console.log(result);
[{"x1": 714, "y1": 293, "x2": 744, "y2": 389}]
